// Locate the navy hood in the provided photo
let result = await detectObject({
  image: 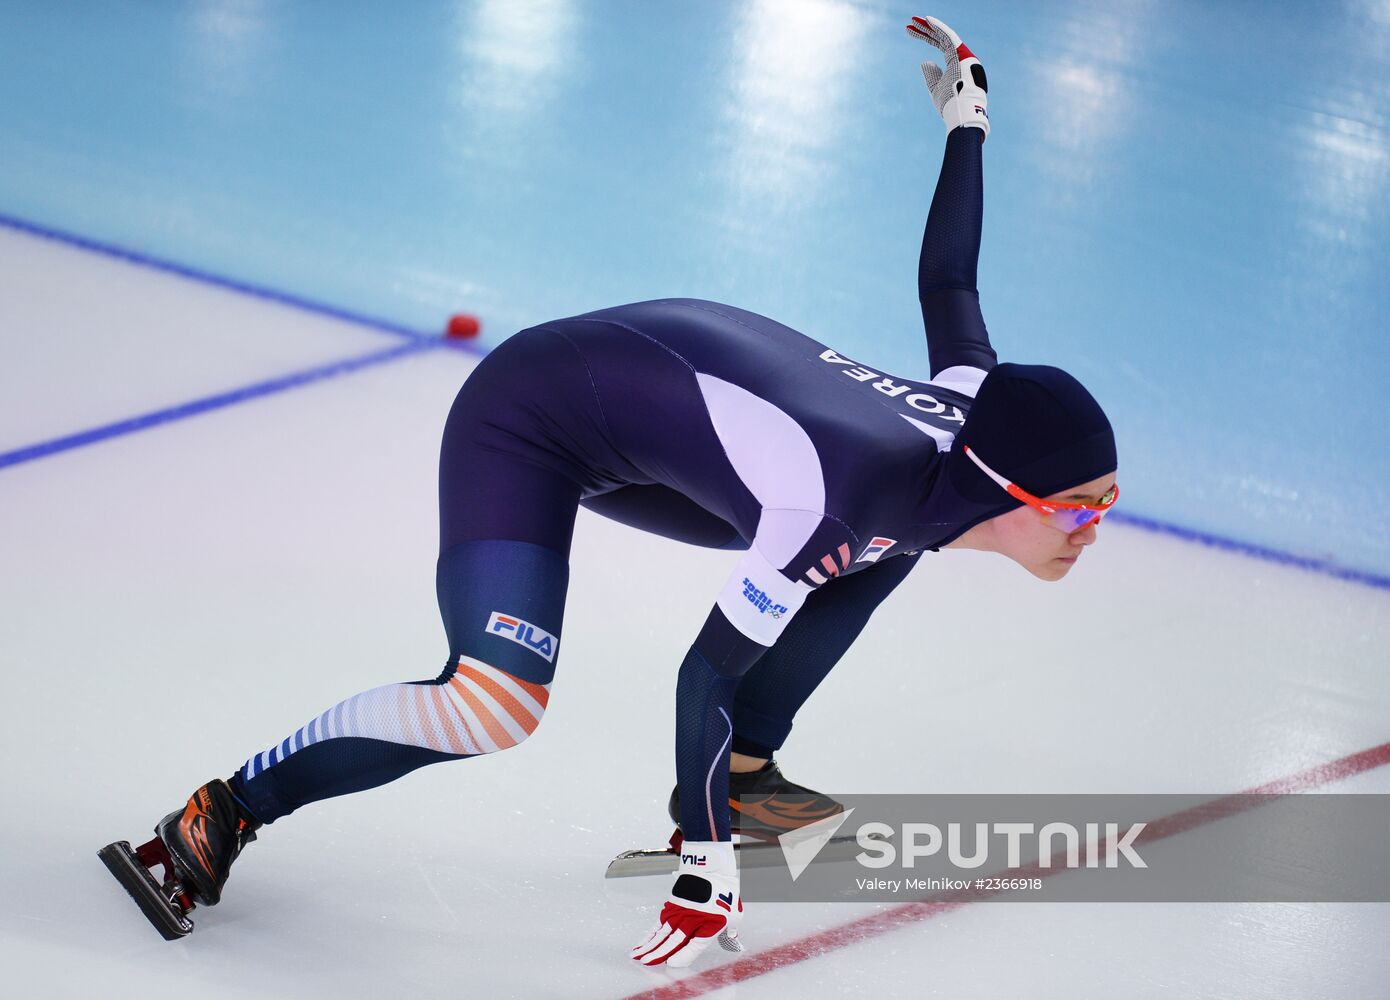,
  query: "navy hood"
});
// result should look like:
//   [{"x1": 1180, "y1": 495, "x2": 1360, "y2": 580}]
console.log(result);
[{"x1": 916, "y1": 363, "x2": 1117, "y2": 548}]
